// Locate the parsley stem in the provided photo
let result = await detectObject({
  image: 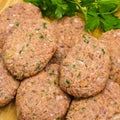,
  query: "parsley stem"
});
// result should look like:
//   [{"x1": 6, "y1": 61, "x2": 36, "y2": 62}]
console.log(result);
[
  {"x1": 101, "y1": 6, "x2": 120, "y2": 15},
  {"x1": 69, "y1": 0, "x2": 88, "y2": 21}
]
